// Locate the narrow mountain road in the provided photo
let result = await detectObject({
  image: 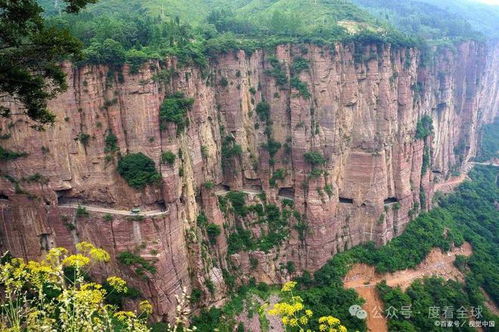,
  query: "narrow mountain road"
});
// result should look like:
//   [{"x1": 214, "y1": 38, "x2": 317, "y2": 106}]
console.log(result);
[
  {"x1": 434, "y1": 161, "x2": 498, "y2": 193},
  {"x1": 58, "y1": 204, "x2": 169, "y2": 216}
]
